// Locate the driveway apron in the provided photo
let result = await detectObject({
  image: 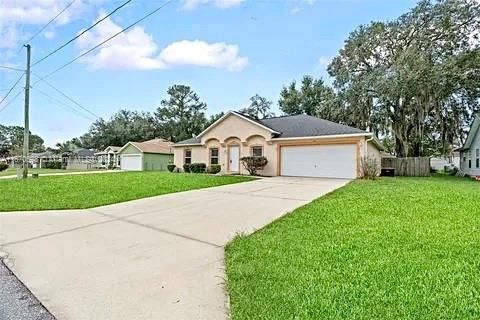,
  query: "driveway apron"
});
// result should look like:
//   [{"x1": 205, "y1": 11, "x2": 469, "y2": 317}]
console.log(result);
[{"x1": 0, "y1": 177, "x2": 349, "y2": 320}]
